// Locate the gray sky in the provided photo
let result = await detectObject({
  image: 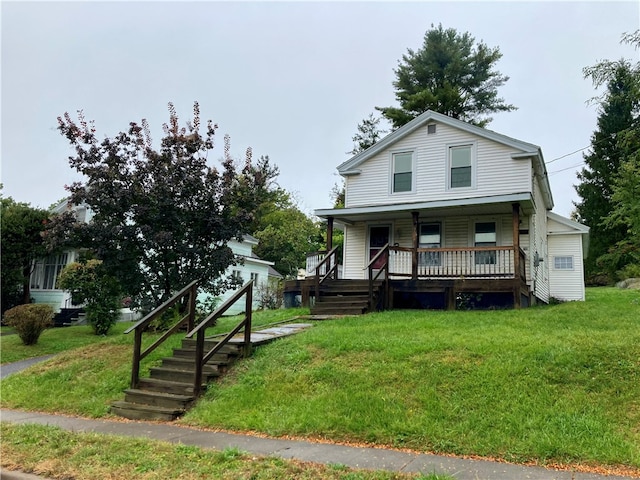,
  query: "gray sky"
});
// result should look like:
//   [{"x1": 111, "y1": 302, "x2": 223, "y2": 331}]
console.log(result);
[{"x1": 2, "y1": 1, "x2": 639, "y2": 218}]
